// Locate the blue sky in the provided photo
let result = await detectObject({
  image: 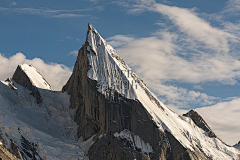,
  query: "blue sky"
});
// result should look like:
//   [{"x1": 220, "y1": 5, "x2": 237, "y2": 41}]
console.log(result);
[{"x1": 0, "y1": 0, "x2": 240, "y2": 145}]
